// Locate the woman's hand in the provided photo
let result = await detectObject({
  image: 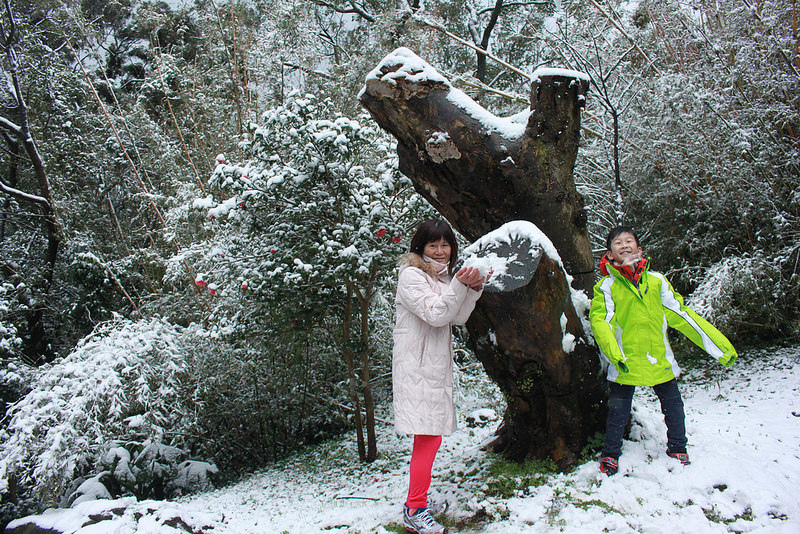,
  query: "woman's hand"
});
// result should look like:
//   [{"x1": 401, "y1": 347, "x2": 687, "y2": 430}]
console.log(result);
[{"x1": 456, "y1": 267, "x2": 493, "y2": 291}]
